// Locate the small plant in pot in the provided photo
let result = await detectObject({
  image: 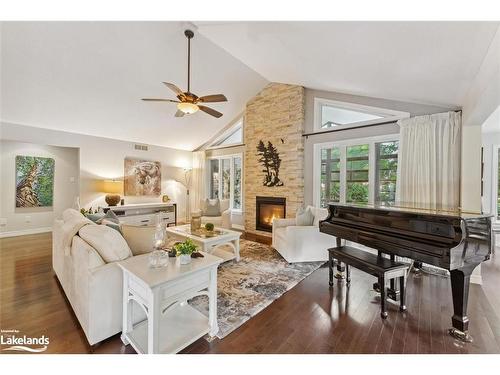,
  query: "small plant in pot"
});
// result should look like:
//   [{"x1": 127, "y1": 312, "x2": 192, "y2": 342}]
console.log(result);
[
  {"x1": 174, "y1": 238, "x2": 197, "y2": 265},
  {"x1": 205, "y1": 222, "x2": 214, "y2": 232}
]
